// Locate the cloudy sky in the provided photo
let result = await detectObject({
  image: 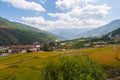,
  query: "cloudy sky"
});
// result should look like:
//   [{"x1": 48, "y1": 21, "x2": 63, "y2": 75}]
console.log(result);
[{"x1": 0, "y1": 0, "x2": 120, "y2": 30}]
